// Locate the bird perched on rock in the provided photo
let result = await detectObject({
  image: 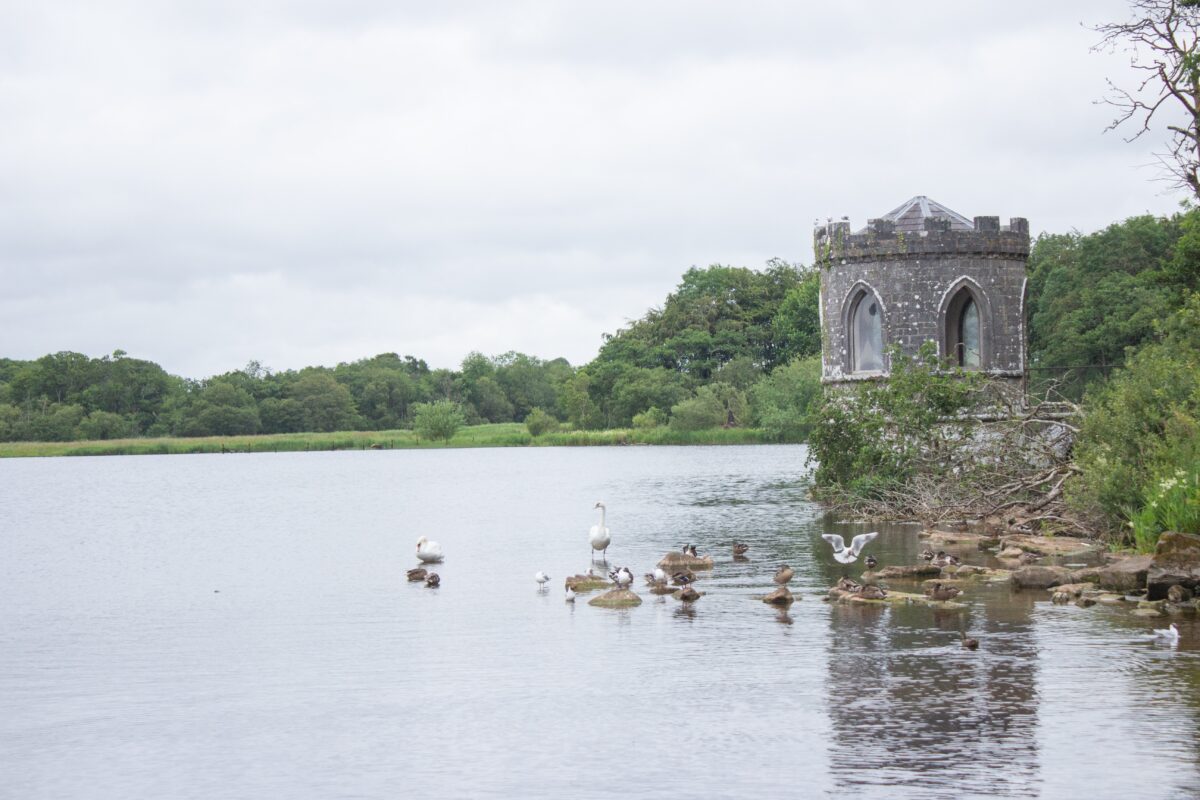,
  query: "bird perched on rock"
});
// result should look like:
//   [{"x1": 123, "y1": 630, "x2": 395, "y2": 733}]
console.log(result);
[
  {"x1": 931, "y1": 551, "x2": 961, "y2": 568},
  {"x1": 822, "y1": 532, "x2": 879, "y2": 572},
  {"x1": 406, "y1": 567, "x2": 428, "y2": 582},
  {"x1": 925, "y1": 582, "x2": 962, "y2": 602},
  {"x1": 836, "y1": 576, "x2": 862, "y2": 593},
  {"x1": 610, "y1": 566, "x2": 634, "y2": 588},
  {"x1": 425, "y1": 573, "x2": 440, "y2": 588},
  {"x1": 685, "y1": 544, "x2": 699, "y2": 557},
  {"x1": 565, "y1": 586, "x2": 576, "y2": 602},
  {"x1": 733, "y1": 542, "x2": 750, "y2": 557},
  {"x1": 961, "y1": 632, "x2": 979, "y2": 650},
  {"x1": 672, "y1": 570, "x2": 696, "y2": 586},
  {"x1": 535, "y1": 571, "x2": 550, "y2": 589},
  {"x1": 774, "y1": 564, "x2": 795, "y2": 585},
  {"x1": 864, "y1": 554, "x2": 878, "y2": 570},
  {"x1": 920, "y1": 548, "x2": 936, "y2": 561},
  {"x1": 677, "y1": 585, "x2": 700, "y2": 603},
  {"x1": 858, "y1": 584, "x2": 887, "y2": 600}
]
